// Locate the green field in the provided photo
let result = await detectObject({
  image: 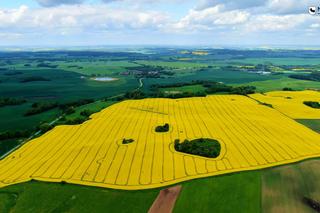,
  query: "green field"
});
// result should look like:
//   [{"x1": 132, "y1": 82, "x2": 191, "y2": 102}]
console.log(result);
[
  {"x1": 160, "y1": 84, "x2": 206, "y2": 94},
  {"x1": 296, "y1": 119, "x2": 320, "y2": 133},
  {"x1": 135, "y1": 60, "x2": 208, "y2": 68},
  {"x1": 261, "y1": 119, "x2": 320, "y2": 213},
  {"x1": 261, "y1": 162, "x2": 318, "y2": 213},
  {"x1": 229, "y1": 57, "x2": 320, "y2": 66},
  {"x1": 57, "y1": 60, "x2": 139, "y2": 75},
  {"x1": 0, "y1": 181, "x2": 158, "y2": 213},
  {"x1": 174, "y1": 172, "x2": 261, "y2": 213},
  {"x1": 0, "y1": 69, "x2": 138, "y2": 102},
  {"x1": 233, "y1": 77, "x2": 320, "y2": 92},
  {"x1": 143, "y1": 69, "x2": 281, "y2": 94},
  {"x1": 0, "y1": 104, "x2": 59, "y2": 132}
]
